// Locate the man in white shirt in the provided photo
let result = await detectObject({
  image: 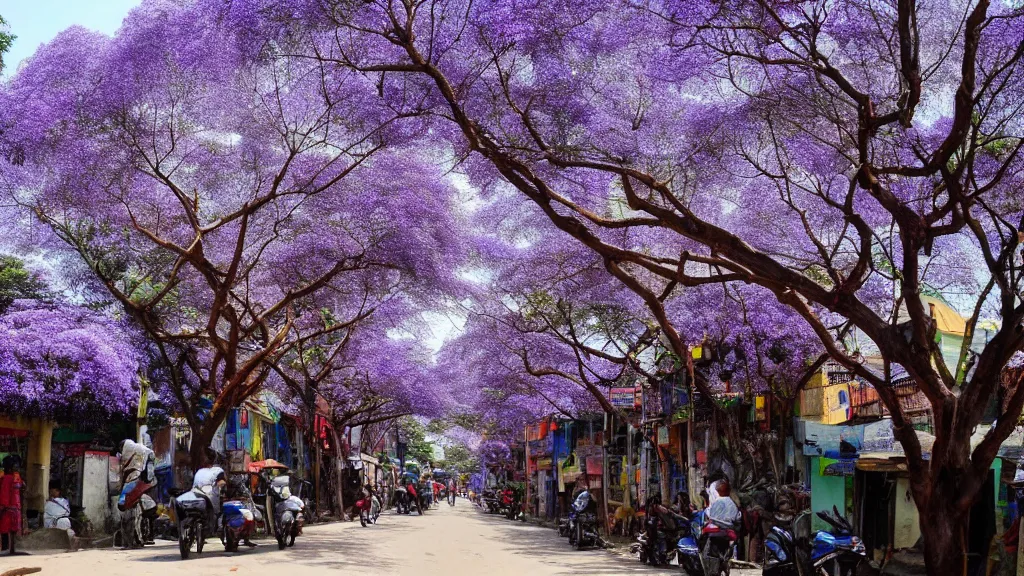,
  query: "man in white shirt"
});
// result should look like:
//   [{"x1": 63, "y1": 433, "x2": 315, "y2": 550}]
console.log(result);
[
  {"x1": 44, "y1": 484, "x2": 74, "y2": 538},
  {"x1": 705, "y1": 478, "x2": 740, "y2": 529}
]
